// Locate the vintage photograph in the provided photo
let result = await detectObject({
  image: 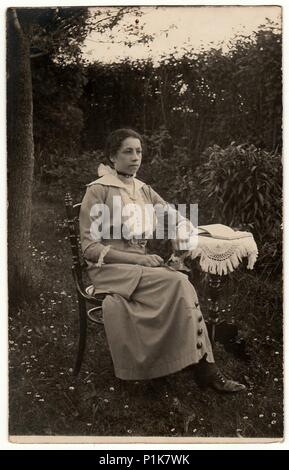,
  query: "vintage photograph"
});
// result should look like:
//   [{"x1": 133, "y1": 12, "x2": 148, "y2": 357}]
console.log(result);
[{"x1": 7, "y1": 5, "x2": 282, "y2": 442}]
